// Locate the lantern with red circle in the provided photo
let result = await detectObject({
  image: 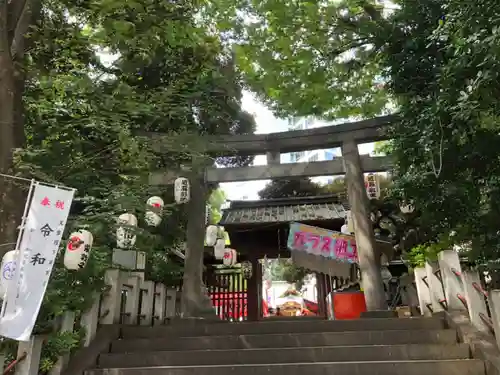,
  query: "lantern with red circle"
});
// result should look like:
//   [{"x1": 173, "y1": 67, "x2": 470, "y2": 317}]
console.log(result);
[
  {"x1": 145, "y1": 196, "x2": 164, "y2": 227},
  {"x1": 223, "y1": 248, "x2": 237, "y2": 267},
  {"x1": 64, "y1": 230, "x2": 93, "y2": 270}
]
